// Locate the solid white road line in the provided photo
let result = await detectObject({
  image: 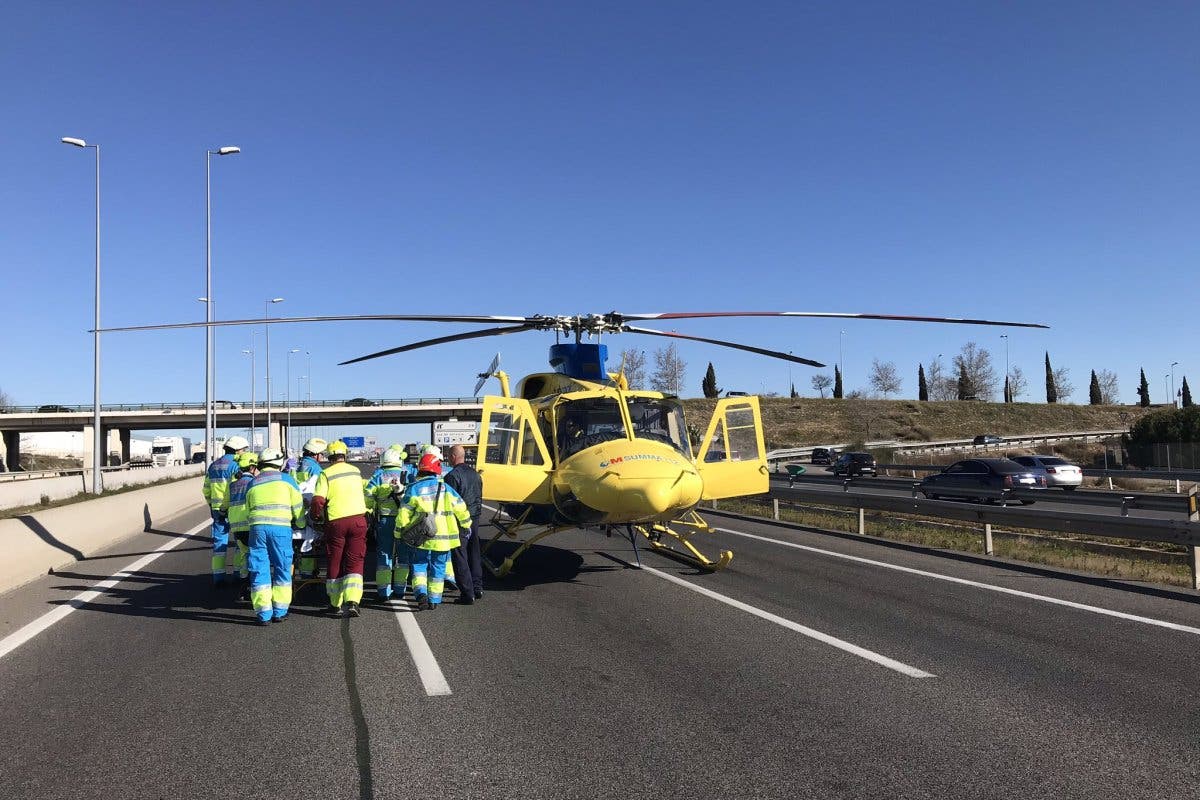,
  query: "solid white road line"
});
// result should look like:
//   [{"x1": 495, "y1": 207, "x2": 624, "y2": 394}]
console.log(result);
[
  {"x1": 605, "y1": 553, "x2": 936, "y2": 679},
  {"x1": 0, "y1": 519, "x2": 207, "y2": 661},
  {"x1": 392, "y1": 601, "x2": 452, "y2": 696},
  {"x1": 713, "y1": 525, "x2": 1200, "y2": 636}
]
